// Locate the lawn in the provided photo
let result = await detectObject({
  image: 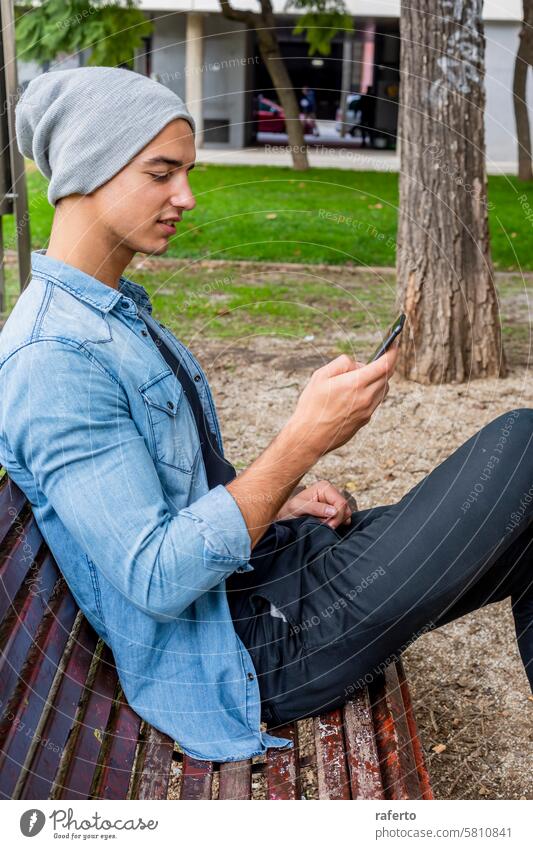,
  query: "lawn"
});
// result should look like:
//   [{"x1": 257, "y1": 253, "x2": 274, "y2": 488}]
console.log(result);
[
  {"x1": 8, "y1": 162, "x2": 533, "y2": 271},
  {"x1": 4, "y1": 258, "x2": 527, "y2": 369}
]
